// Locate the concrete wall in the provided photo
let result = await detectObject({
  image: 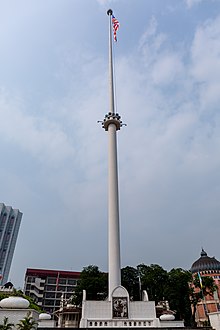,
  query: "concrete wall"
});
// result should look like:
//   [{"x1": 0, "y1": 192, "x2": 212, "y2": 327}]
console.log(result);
[
  {"x1": 0, "y1": 309, "x2": 39, "y2": 330},
  {"x1": 209, "y1": 311, "x2": 220, "y2": 329}
]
